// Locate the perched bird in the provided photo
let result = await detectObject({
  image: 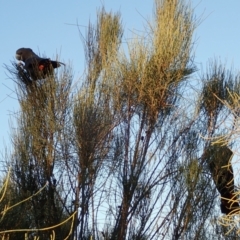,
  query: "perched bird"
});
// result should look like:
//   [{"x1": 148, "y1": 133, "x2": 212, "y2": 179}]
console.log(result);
[
  {"x1": 16, "y1": 48, "x2": 64, "y2": 80},
  {"x1": 205, "y1": 145, "x2": 239, "y2": 215}
]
